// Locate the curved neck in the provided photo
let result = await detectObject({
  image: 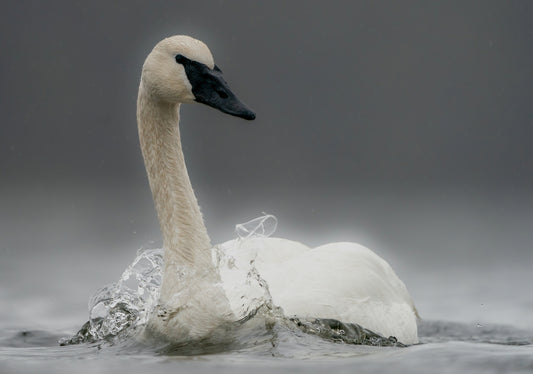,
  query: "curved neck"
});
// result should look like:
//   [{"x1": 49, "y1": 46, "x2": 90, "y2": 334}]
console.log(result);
[{"x1": 137, "y1": 85, "x2": 211, "y2": 271}]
